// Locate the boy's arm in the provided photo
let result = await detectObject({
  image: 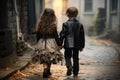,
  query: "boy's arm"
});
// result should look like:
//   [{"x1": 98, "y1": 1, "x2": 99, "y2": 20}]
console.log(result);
[
  {"x1": 54, "y1": 27, "x2": 61, "y2": 46},
  {"x1": 80, "y1": 24, "x2": 85, "y2": 51},
  {"x1": 59, "y1": 23, "x2": 67, "y2": 46}
]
